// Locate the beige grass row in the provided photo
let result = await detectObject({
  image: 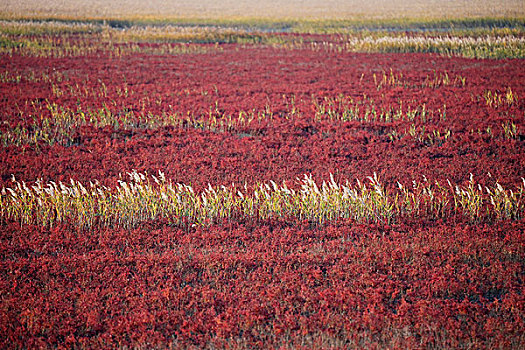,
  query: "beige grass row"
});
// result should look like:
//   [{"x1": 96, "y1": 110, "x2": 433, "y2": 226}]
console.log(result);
[{"x1": 1, "y1": 171, "x2": 523, "y2": 228}]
